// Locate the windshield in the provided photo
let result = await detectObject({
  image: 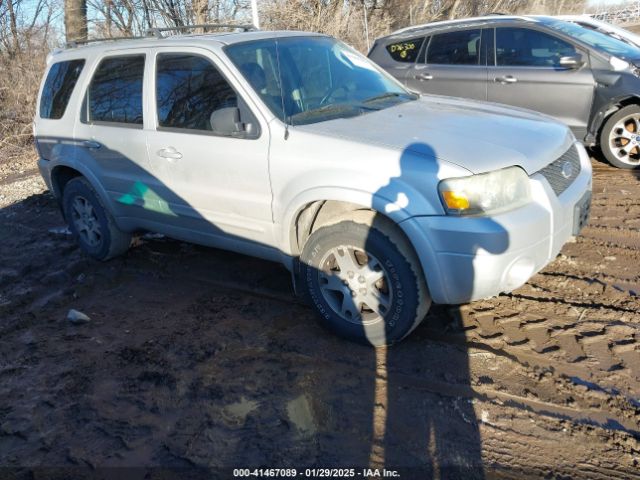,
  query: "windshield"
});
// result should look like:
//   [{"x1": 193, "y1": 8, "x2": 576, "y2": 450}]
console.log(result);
[
  {"x1": 545, "y1": 18, "x2": 640, "y2": 60},
  {"x1": 226, "y1": 36, "x2": 416, "y2": 125}
]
